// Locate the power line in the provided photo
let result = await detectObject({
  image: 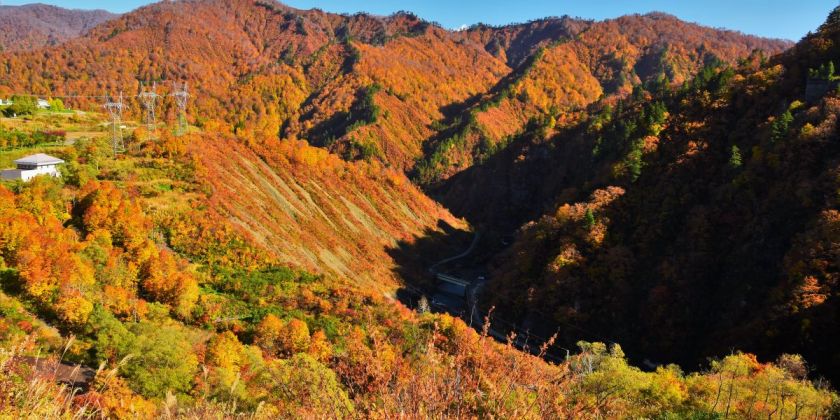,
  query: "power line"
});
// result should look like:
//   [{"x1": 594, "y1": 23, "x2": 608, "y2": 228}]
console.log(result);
[
  {"x1": 4, "y1": 93, "x2": 131, "y2": 100},
  {"x1": 172, "y1": 81, "x2": 189, "y2": 136},
  {"x1": 4, "y1": 83, "x2": 192, "y2": 102},
  {"x1": 6, "y1": 80, "x2": 193, "y2": 138},
  {"x1": 138, "y1": 82, "x2": 159, "y2": 138},
  {"x1": 102, "y1": 92, "x2": 126, "y2": 157}
]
